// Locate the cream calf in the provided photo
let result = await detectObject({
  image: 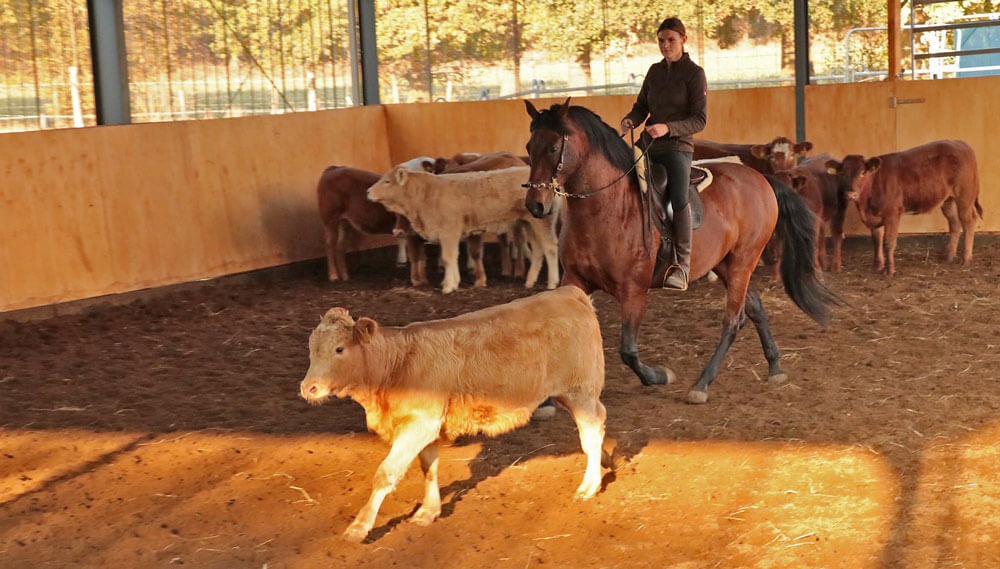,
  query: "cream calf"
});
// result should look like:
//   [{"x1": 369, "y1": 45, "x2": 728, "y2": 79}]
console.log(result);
[
  {"x1": 300, "y1": 286, "x2": 607, "y2": 542},
  {"x1": 368, "y1": 165, "x2": 559, "y2": 293}
]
